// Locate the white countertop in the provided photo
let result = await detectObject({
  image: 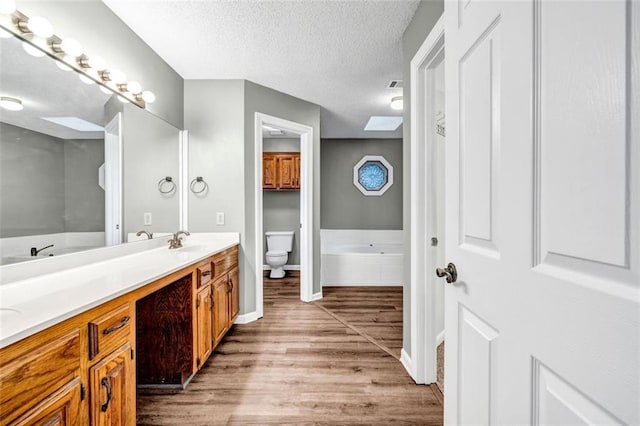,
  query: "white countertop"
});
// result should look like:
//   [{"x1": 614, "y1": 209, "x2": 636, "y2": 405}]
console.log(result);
[{"x1": 0, "y1": 233, "x2": 239, "y2": 349}]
